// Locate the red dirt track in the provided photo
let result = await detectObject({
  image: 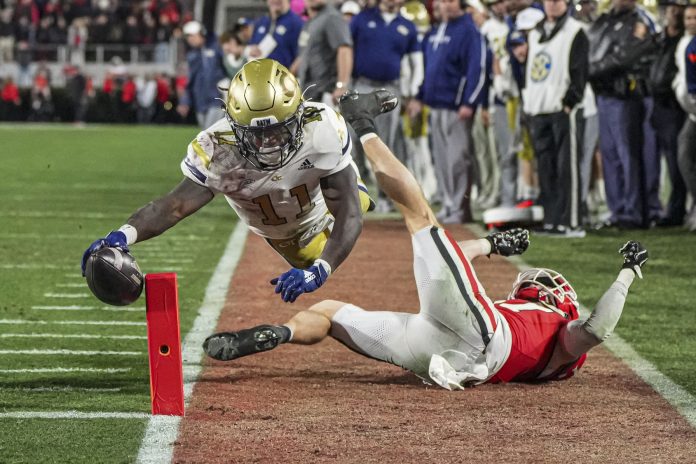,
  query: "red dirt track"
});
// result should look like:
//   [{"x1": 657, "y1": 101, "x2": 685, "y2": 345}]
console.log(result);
[{"x1": 174, "y1": 222, "x2": 696, "y2": 463}]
